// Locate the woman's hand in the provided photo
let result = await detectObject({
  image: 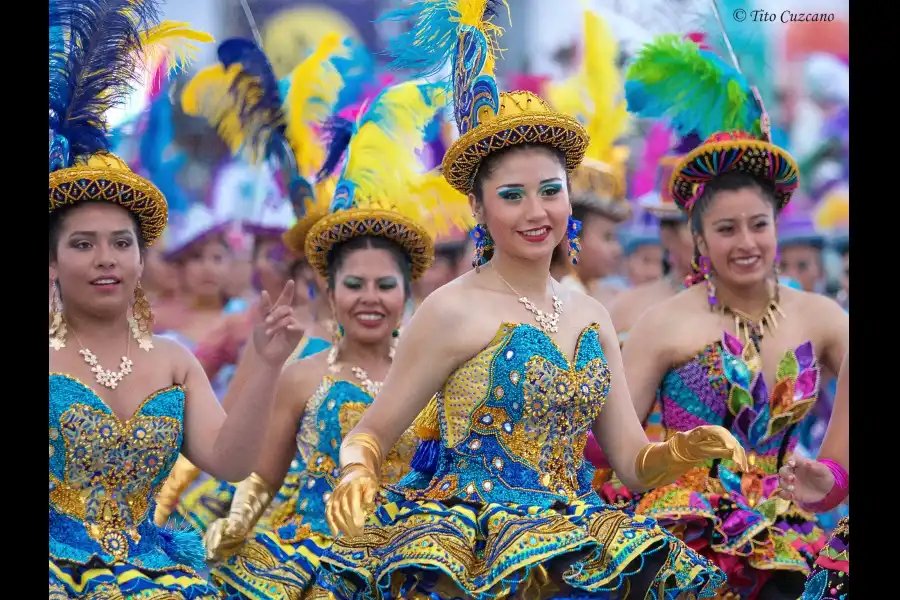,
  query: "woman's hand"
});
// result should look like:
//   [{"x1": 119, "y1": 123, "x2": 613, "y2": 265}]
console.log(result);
[
  {"x1": 251, "y1": 280, "x2": 304, "y2": 366},
  {"x1": 777, "y1": 456, "x2": 835, "y2": 505},
  {"x1": 326, "y1": 466, "x2": 379, "y2": 538},
  {"x1": 683, "y1": 425, "x2": 749, "y2": 469}
]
